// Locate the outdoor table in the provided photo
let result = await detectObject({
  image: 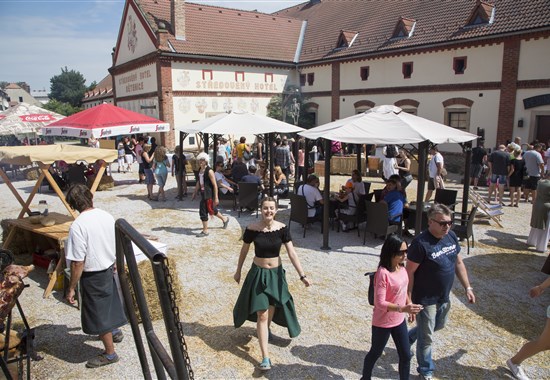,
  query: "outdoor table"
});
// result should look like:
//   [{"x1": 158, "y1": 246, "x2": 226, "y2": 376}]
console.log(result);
[{"x1": 405, "y1": 203, "x2": 431, "y2": 231}]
